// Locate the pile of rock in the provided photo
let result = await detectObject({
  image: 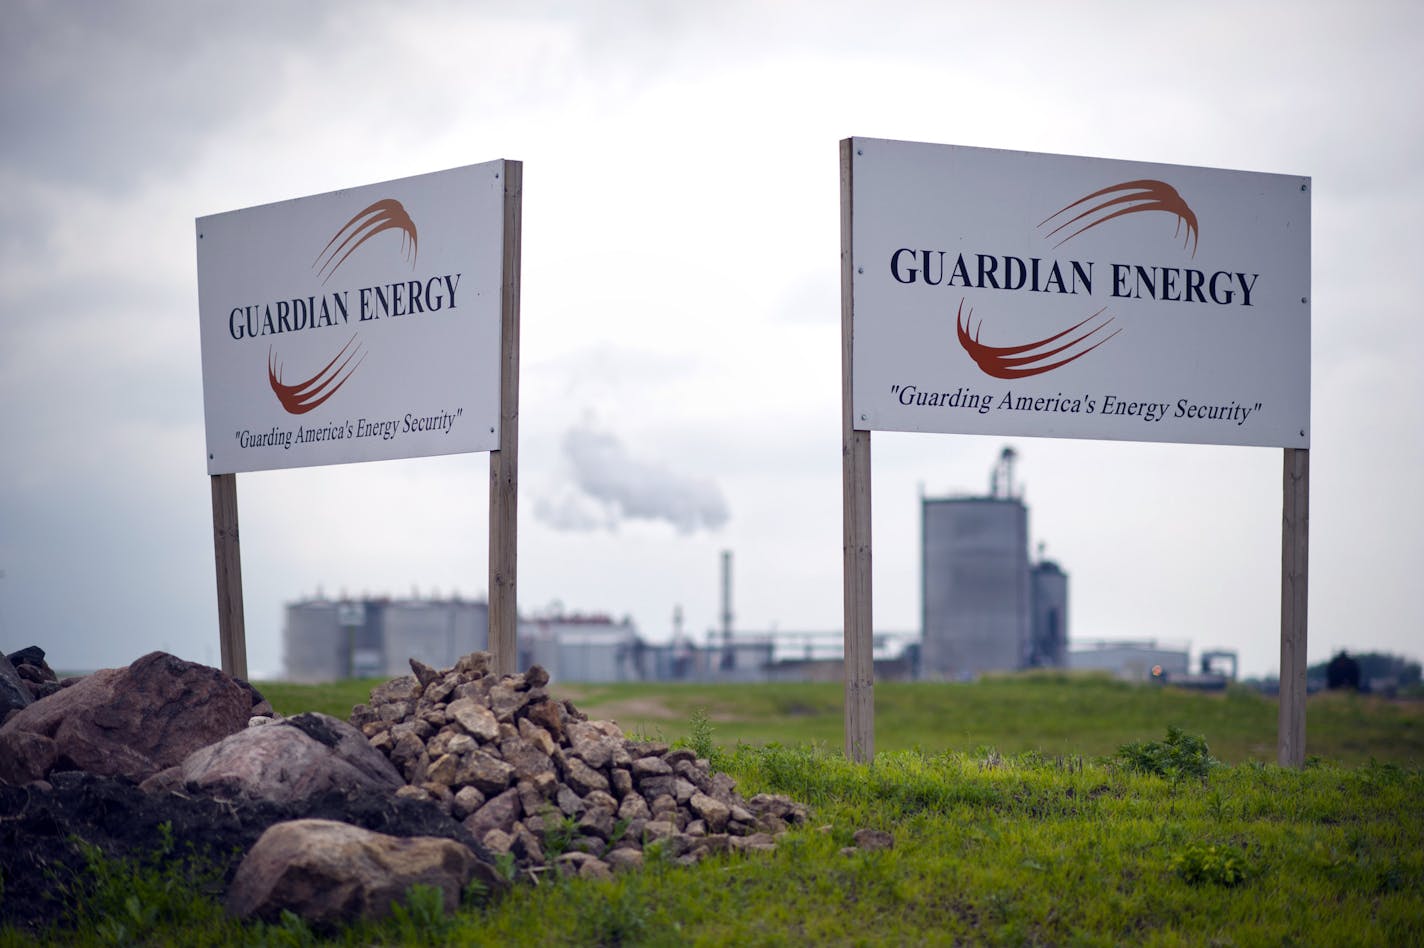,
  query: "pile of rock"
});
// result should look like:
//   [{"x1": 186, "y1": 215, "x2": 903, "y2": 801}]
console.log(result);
[
  {"x1": 352, "y1": 651, "x2": 808, "y2": 879},
  {"x1": 1, "y1": 646, "x2": 69, "y2": 717}
]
